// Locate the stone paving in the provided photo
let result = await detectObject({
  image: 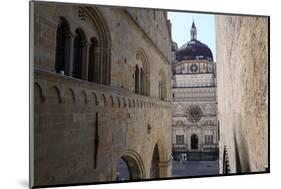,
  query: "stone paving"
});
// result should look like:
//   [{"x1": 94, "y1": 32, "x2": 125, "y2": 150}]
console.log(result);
[{"x1": 172, "y1": 160, "x2": 219, "y2": 177}]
